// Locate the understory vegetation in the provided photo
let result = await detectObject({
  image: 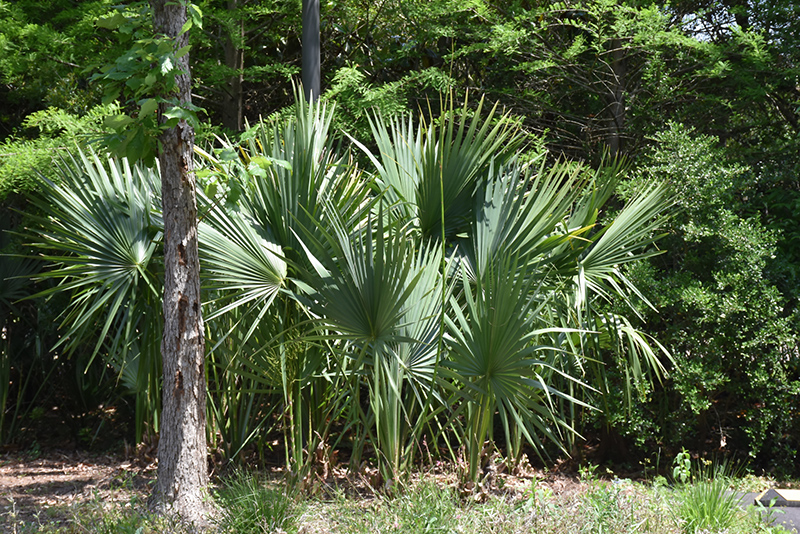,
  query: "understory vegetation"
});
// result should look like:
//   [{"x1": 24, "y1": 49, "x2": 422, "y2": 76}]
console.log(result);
[
  {"x1": 2, "y1": 461, "x2": 793, "y2": 534},
  {"x1": 17, "y1": 94, "x2": 672, "y2": 486},
  {"x1": 1, "y1": 2, "x2": 799, "y2": 530}
]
